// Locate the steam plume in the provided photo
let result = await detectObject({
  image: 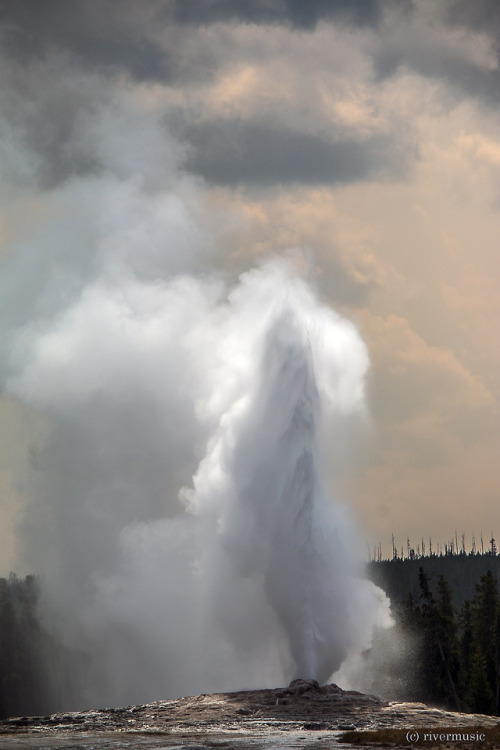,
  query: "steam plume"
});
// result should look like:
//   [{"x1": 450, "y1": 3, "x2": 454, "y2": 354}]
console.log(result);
[{"x1": 0, "y1": 87, "x2": 390, "y2": 708}]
